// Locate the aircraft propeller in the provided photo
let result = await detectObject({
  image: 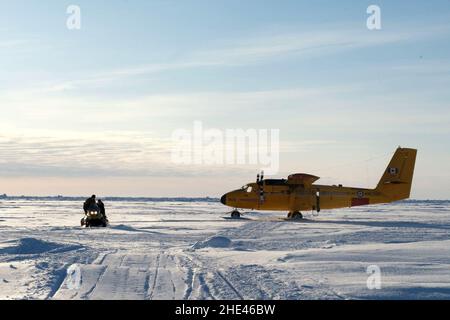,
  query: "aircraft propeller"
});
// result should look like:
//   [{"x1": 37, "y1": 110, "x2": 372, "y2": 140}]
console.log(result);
[{"x1": 258, "y1": 170, "x2": 265, "y2": 203}]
